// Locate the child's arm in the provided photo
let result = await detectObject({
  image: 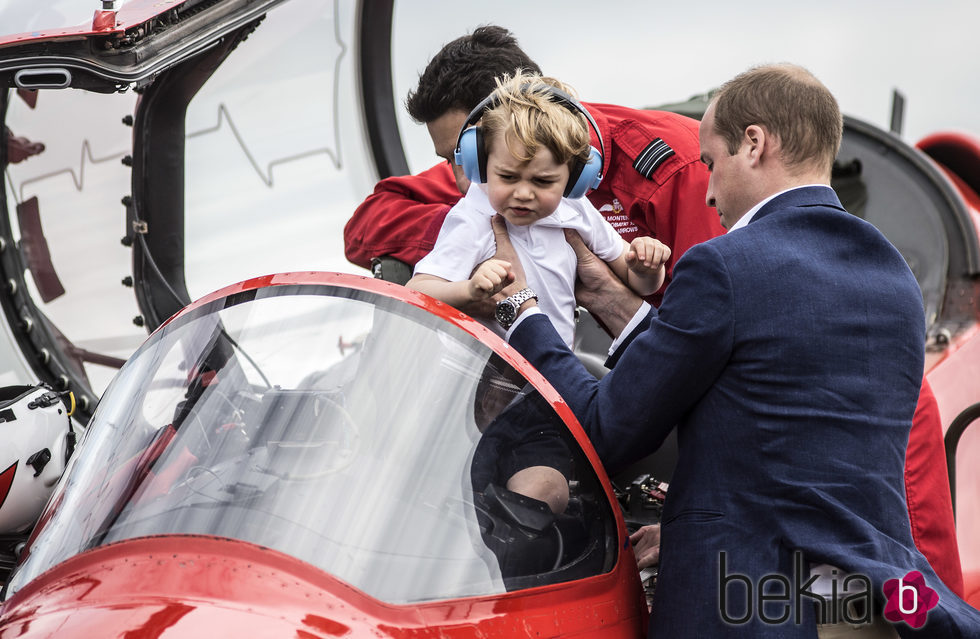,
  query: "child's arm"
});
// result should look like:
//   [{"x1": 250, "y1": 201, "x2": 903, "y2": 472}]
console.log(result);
[
  {"x1": 406, "y1": 259, "x2": 513, "y2": 308},
  {"x1": 605, "y1": 237, "x2": 671, "y2": 297}
]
